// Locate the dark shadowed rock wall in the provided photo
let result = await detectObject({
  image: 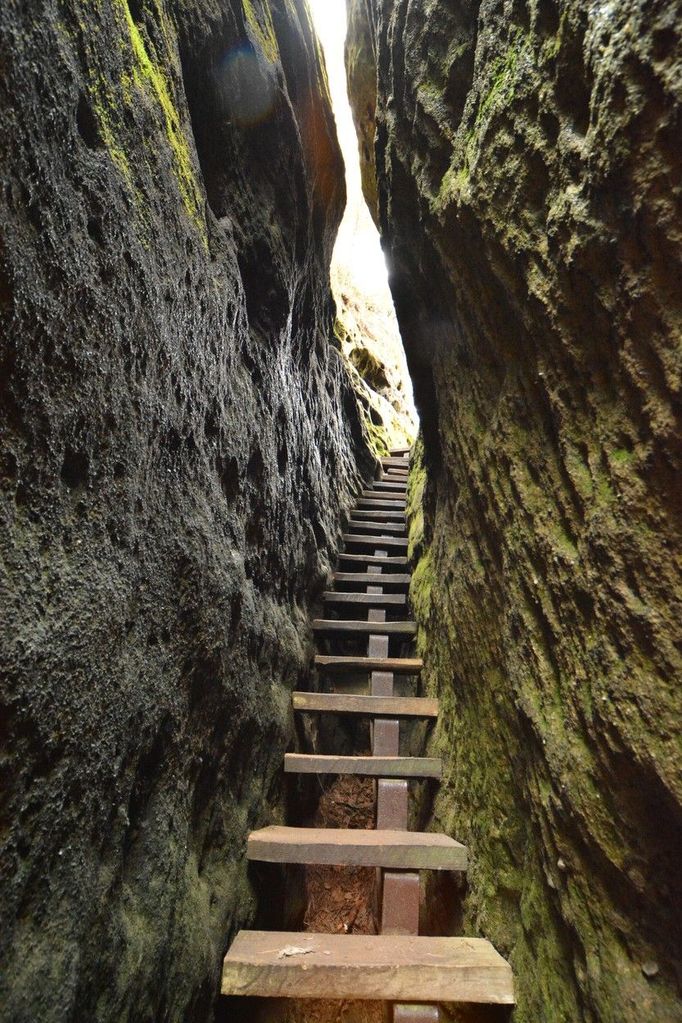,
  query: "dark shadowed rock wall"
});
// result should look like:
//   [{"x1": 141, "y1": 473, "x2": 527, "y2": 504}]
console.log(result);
[
  {"x1": 346, "y1": 1, "x2": 682, "y2": 1021},
  {"x1": 0, "y1": 1, "x2": 374, "y2": 1020}
]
